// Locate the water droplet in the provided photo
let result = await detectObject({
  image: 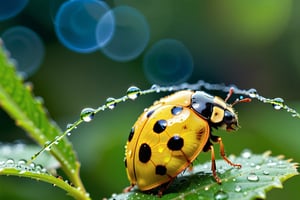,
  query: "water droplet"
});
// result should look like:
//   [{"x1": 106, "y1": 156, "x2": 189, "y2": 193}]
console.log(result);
[
  {"x1": 29, "y1": 162, "x2": 36, "y2": 169},
  {"x1": 80, "y1": 107, "x2": 95, "y2": 122},
  {"x1": 241, "y1": 149, "x2": 252, "y2": 159},
  {"x1": 248, "y1": 88, "x2": 258, "y2": 98},
  {"x1": 66, "y1": 123, "x2": 73, "y2": 129},
  {"x1": 278, "y1": 161, "x2": 287, "y2": 168},
  {"x1": 214, "y1": 190, "x2": 229, "y2": 200},
  {"x1": 106, "y1": 97, "x2": 116, "y2": 109},
  {"x1": 151, "y1": 84, "x2": 160, "y2": 92},
  {"x1": 17, "y1": 159, "x2": 27, "y2": 166},
  {"x1": 53, "y1": 136, "x2": 60, "y2": 145},
  {"x1": 247, "y1": 172, "x2": 259, "y2": 182},
  {"x1": 5, "y1": 158, "x2": 15, "y2": 167},
  {"x1": 67, "y1": 132, "x2": 72, "y2": 136},
  {"x1": 272, "y1": 97, "x2": 284, "y2": 110},
  {"x1": 44, "y1": 141, "x2": 52, "y2": 151},
  {"x1": 235, "y1": 185, "x2": 242, "y2": 192},
  {"x1": 127, "y1": 86, "x2": 141, "y2": 100},
  {"x1": 267, "y1": 159, "x2": 277, "y2": 167},
  {"x1": 35, "y1": 164, "x2": 44, "y2": 173},
  {"x1": 263, "y1": 170, "x2": 269, "y2": 175},
  {"x1": 204, "y1": 186, "x2": 210, "y2": 191}
]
